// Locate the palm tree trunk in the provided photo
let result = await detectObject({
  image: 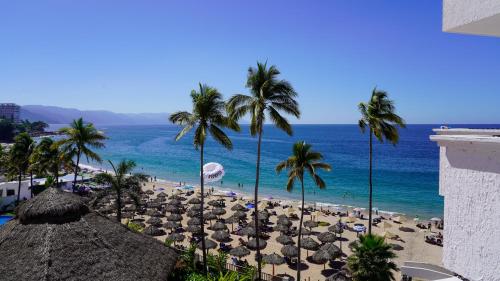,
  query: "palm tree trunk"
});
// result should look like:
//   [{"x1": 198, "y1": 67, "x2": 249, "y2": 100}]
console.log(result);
[
  {"x1": 116, "y1": 188, "x2": 122, "y2": 222},
  {"x1": 297, "y1": 179, "x2": 305, "y2": 281},
  {"x1": 72, "y1": 149, "x2": 81, "y2": 193},
  {"x1": 200, "y1": 143, "x2": 208, "y2": 274},
  {"x1": 368, "y1": 128, "x2": 373, "y2": 235},
  {"x1": 16, "y1": 172, "x2": 22, "y2": 204},
  {"x1": 30, "y1": 171, "x2": 33, "y2": 198},
  {"x1": 254, "y1": 129, "x2": 263, "y2": 280}
]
